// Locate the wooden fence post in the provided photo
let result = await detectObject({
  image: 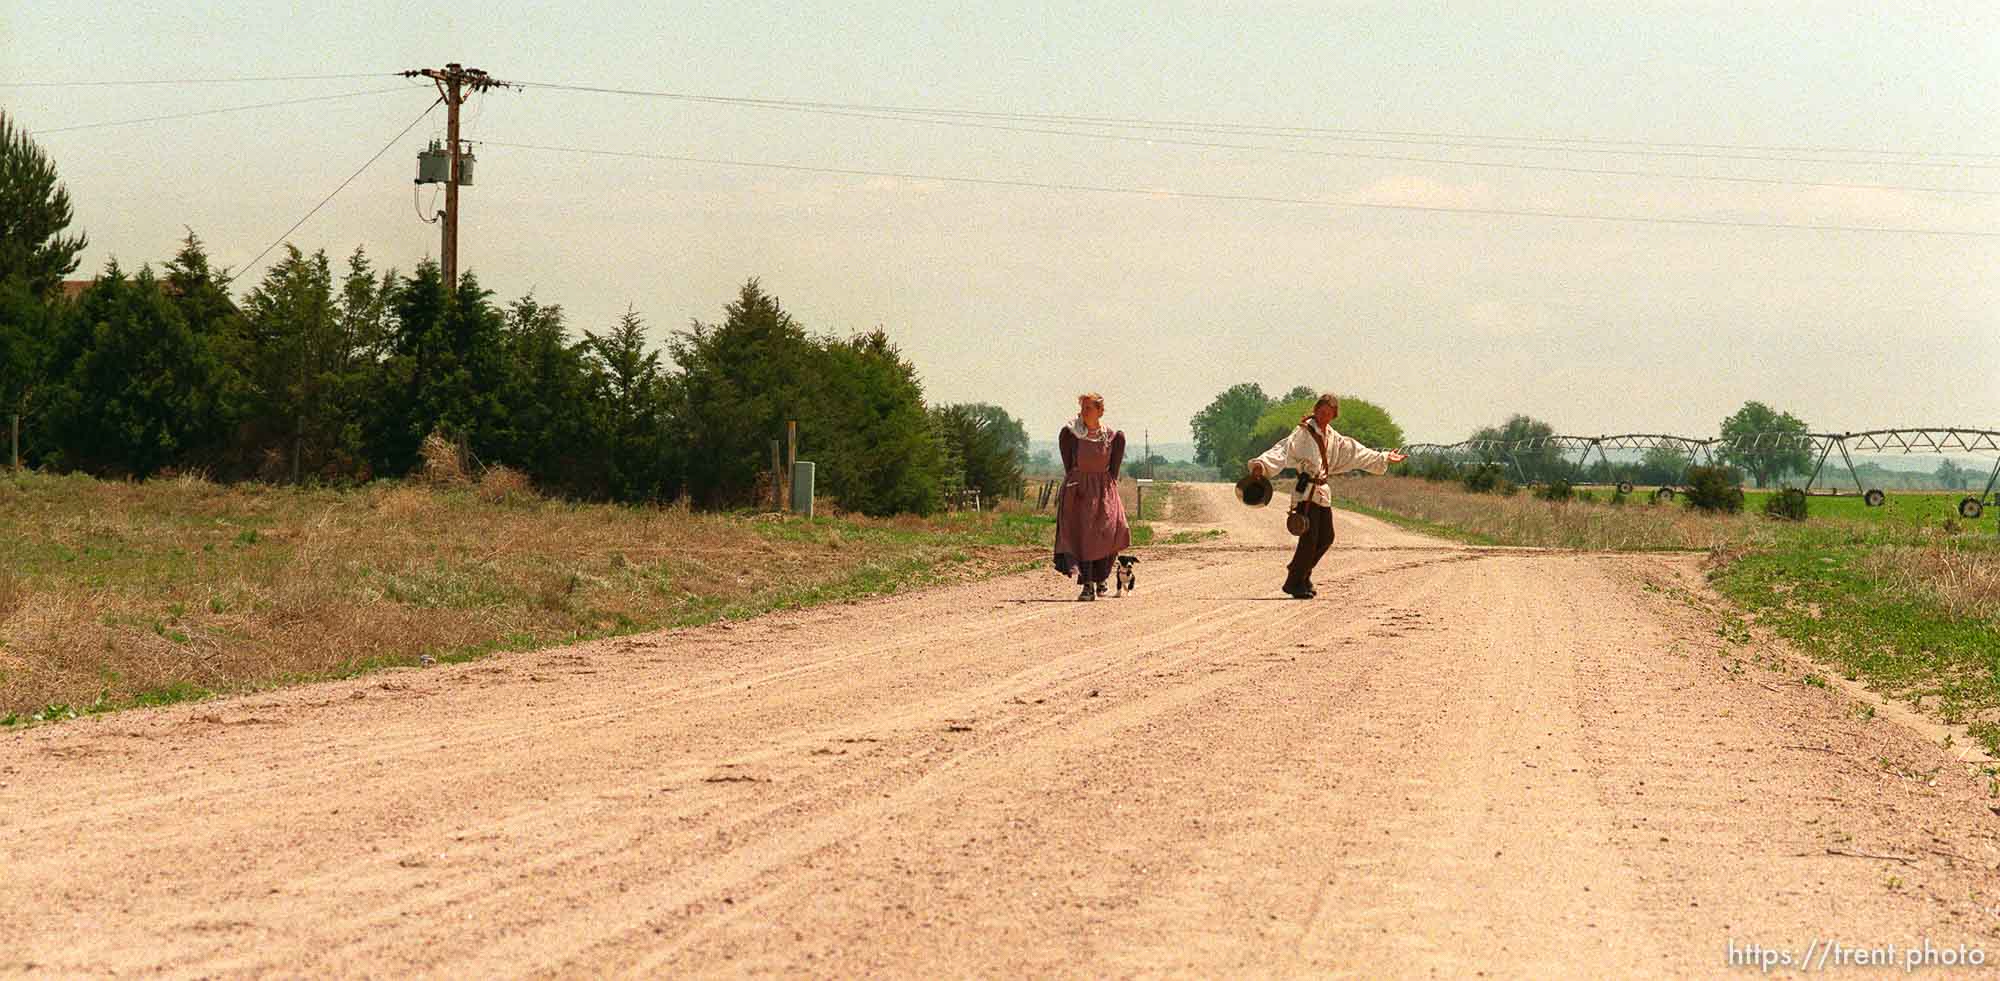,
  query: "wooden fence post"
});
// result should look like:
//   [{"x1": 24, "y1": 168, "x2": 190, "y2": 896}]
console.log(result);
[
  {"x1": 784, "y1": 421, "x2": 798, "y2": 512},
  {"x1": 770, "y1": 439, "x2": 782, "y2": 510}
]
